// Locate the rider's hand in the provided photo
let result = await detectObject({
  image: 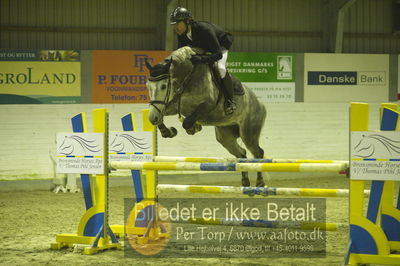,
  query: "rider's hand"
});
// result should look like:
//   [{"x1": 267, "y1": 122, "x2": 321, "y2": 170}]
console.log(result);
[{"x1": 190, "y1": 55, "x2": 203, "y2": 64}]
